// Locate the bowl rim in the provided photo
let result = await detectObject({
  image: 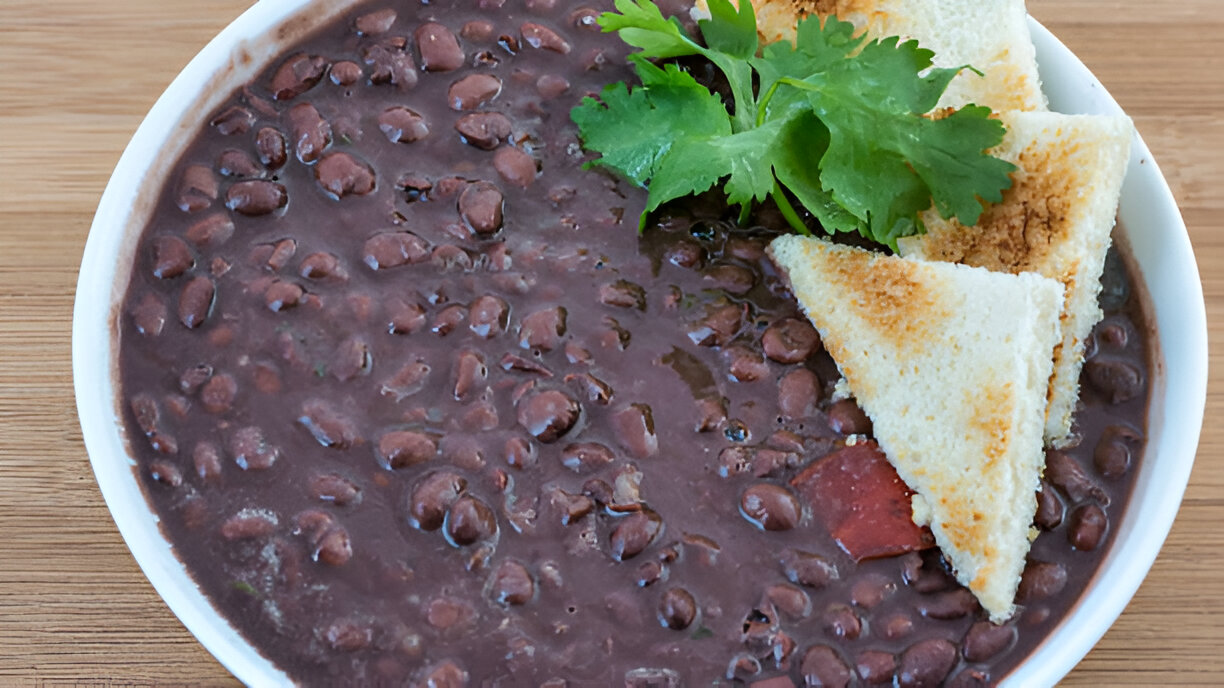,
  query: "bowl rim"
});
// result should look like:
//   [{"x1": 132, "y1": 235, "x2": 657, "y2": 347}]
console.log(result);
[{"x1": 72, "y1": 4, "x2": 1208, "y2": 687}]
